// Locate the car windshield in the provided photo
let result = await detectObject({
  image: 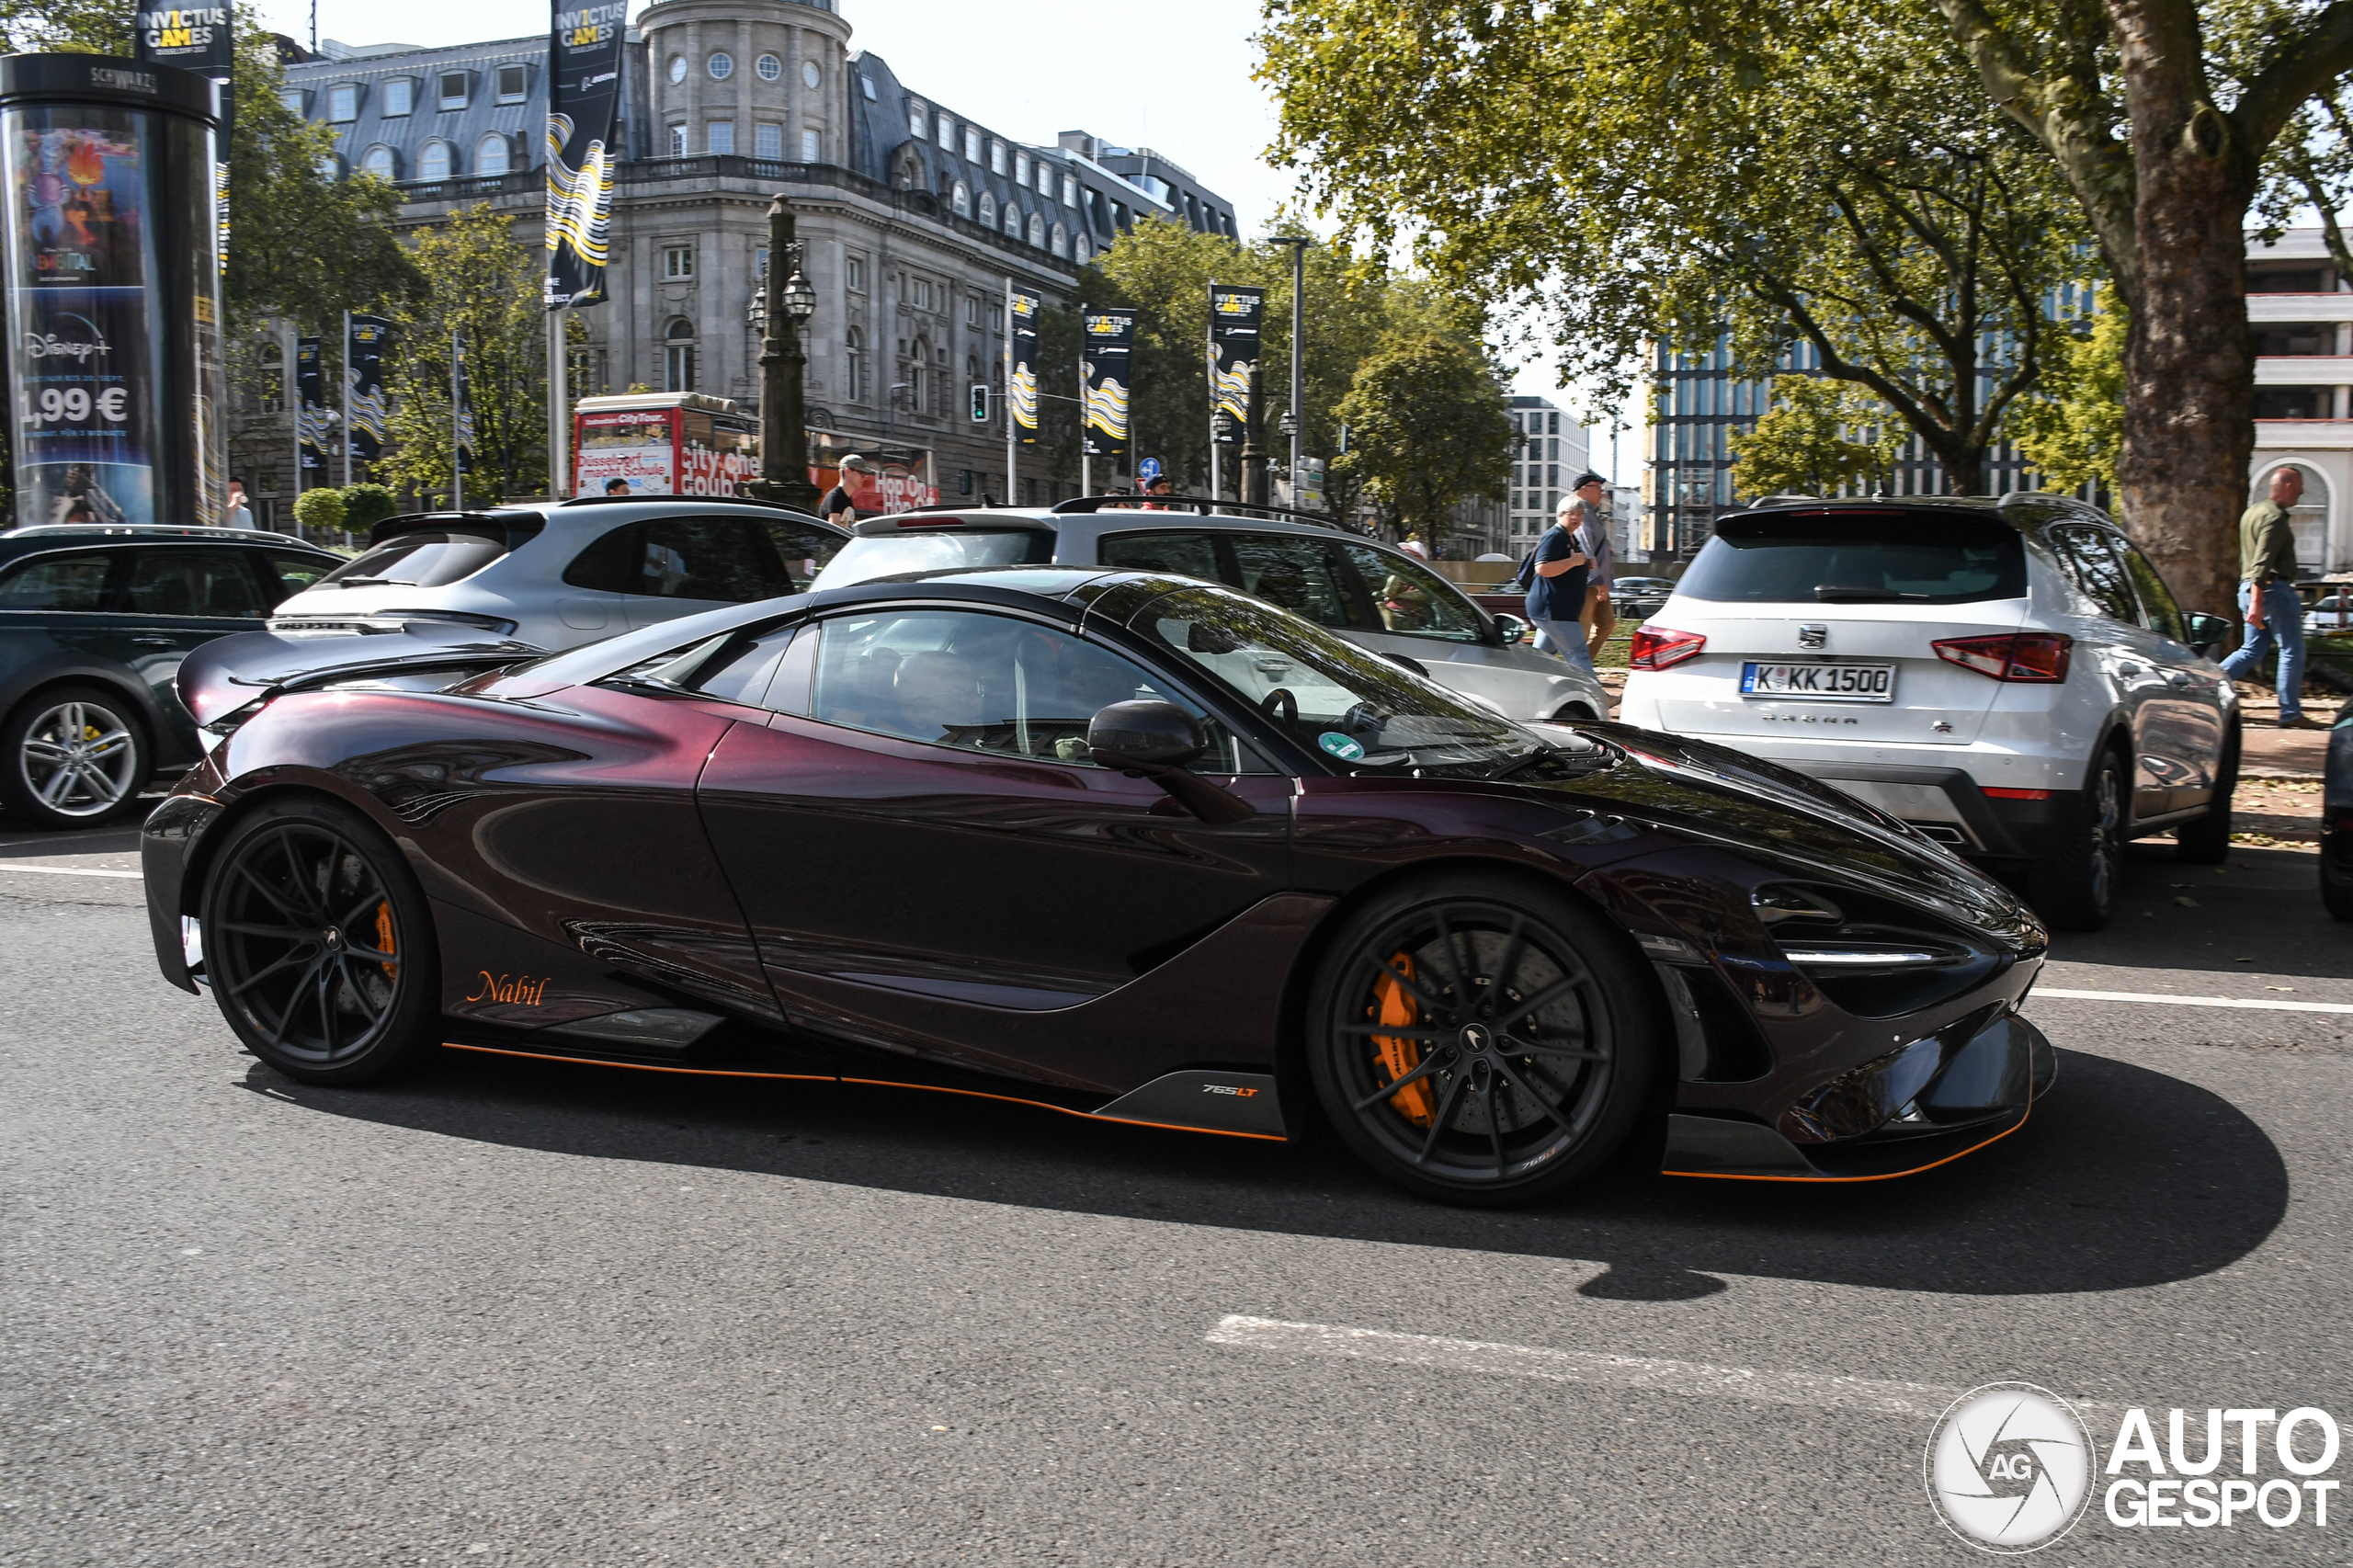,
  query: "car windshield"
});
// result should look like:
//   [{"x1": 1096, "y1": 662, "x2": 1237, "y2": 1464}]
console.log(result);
[
  {"x1": 314, "y1": 528, "x2": 510, "y2": 590},
  {"x1": 1128, "y1": 583, "x2": 1586, "y2": 778},
  {"x1": 815, "y1": 528, "x2": 1054, "y2": 588},
  {"x1": 1677, "y1": 513, "x2": 2026, "y2": 605}
]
